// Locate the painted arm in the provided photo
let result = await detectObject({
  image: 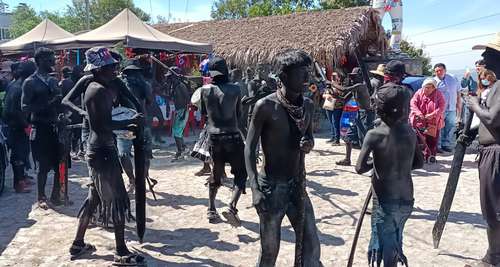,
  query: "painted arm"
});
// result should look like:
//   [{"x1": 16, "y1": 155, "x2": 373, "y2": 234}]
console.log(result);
[
  {"x1": 300, "y1": 100, "x2": 315, "y2": 153},
  {"x1": 355, "y1": 130, "x2": 375, "y2": 174},
  {"x1": 245, "y1": 100, "x2": 266, "y2": 208},
  {"x1": 62, "y1": 74, "x2": 92, "y2": 116}
]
